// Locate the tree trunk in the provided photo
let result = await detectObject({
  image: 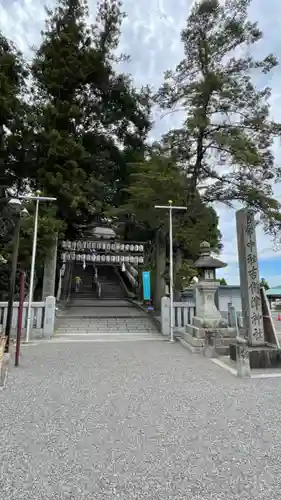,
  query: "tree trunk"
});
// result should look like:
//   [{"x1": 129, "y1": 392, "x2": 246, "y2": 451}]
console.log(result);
[
  {"x1": 174, "y1": 247, "x2": 183, "y2": 301},
  {"x1": 154, "y1": 227, "x2": 166, "y2": 311}
]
